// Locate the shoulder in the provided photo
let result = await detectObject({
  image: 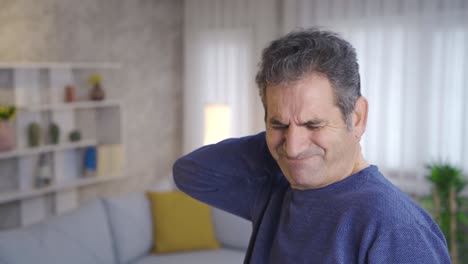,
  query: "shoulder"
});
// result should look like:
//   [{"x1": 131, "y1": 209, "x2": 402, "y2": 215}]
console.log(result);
[
  {"x1": 367, "y1": 221, "x2": 451, "y2": 263},
  {"x1": 338, "y1": 168, "x2": 450, "y2": 262},
  {"x1": 352, "y1": 168, "x2": 446, "y2": 237},
  {"x1": 337, "y1": 167, "x2": 442, "y2": 236},
  {"x1": 344, "y1": 167, "x2": 425, "y2": 219}
]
